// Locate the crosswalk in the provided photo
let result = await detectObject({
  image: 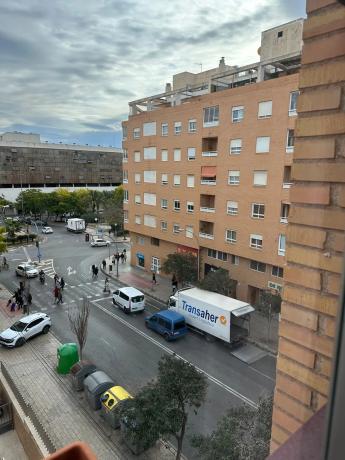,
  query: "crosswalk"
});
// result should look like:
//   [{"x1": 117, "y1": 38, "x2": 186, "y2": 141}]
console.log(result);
[{"x1": 36, "y1": 258, "x2": 56, "y2": 278}]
